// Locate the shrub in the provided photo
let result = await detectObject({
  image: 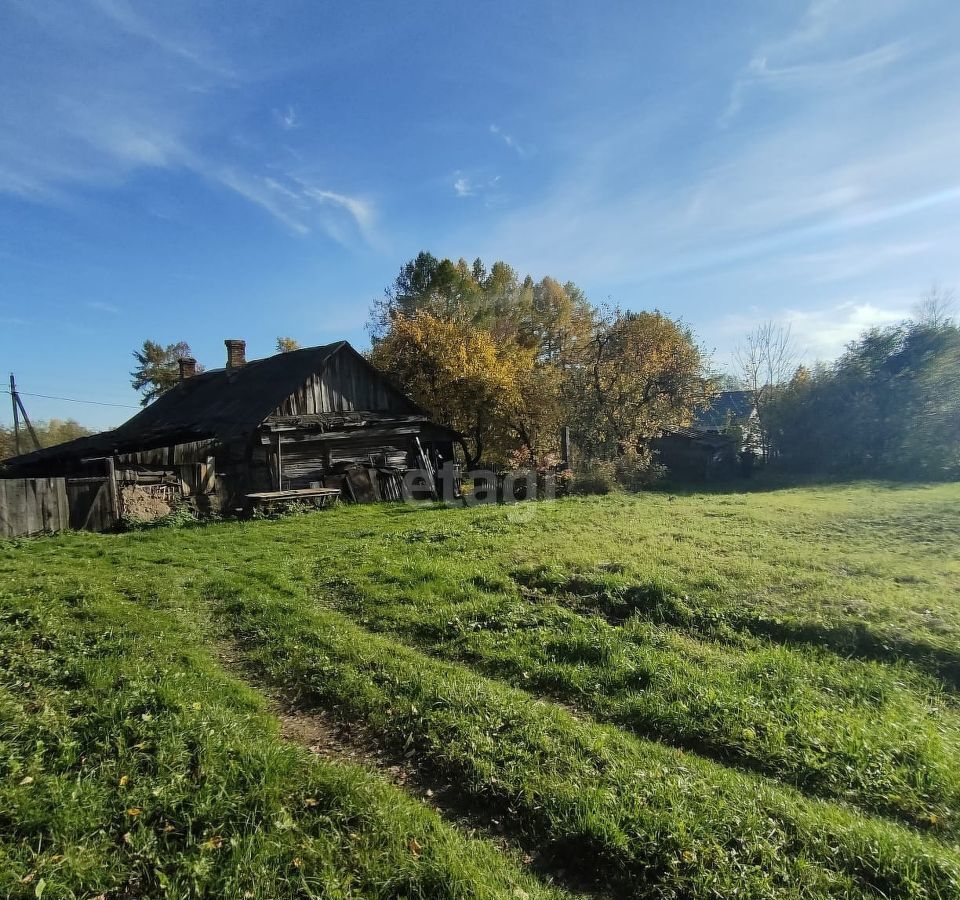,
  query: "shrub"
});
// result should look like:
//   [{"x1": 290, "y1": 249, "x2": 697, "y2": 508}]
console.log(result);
[
  {"x1": 571, "y1": 462, "x2": 617, "y2": 495},
  {"x1": 613, "y1": 448, "x2": 665, "y2": 490}
]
